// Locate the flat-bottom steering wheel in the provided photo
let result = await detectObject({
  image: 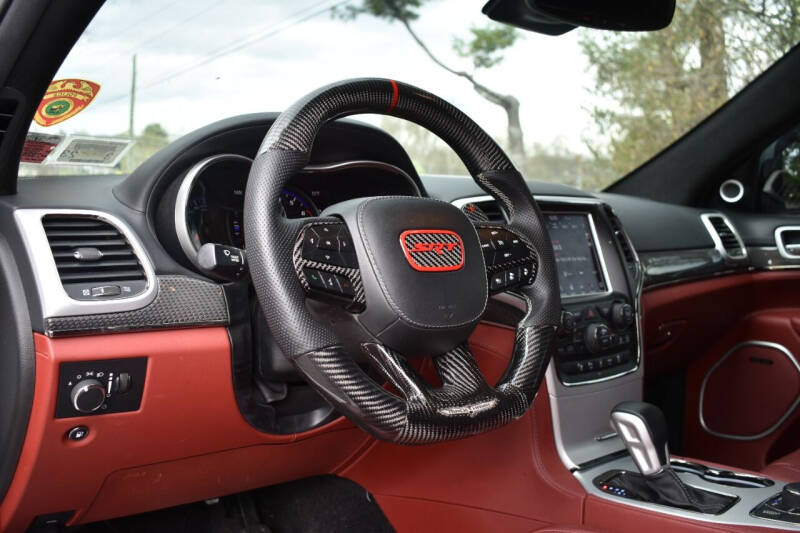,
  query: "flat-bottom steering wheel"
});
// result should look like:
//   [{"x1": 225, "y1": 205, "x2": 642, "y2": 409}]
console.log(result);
[{"x1": 244, "y1": 79, "x2": 561, "y2": 444}]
